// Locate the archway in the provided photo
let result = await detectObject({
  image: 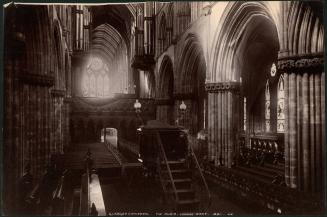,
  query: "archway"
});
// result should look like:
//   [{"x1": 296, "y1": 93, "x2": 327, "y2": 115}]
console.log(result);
[
  {"x1": 208, "y1": 1, "x2": 325, "y2": 192},
  {"x1": 157, "y1": 55, "x2": 174, "y2": 125},
  {"x1": 101, "y1": 128, "x2": 118, "y2": 148},
  {"x1": 238, "y1": 17, "x2": 280, "y2": 135},
  {"x1": 177, "y1": 34, "x2": 206, "y2": 135},
  {"x1": 208, "y1": 2, "x2": 280, "y2": 168}
]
